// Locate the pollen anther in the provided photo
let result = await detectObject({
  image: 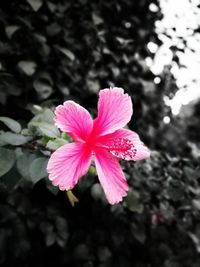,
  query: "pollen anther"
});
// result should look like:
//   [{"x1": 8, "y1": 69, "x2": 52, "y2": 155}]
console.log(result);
[{"x1": 108, "y1": 138, "x2": 137, "y2": 160}]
